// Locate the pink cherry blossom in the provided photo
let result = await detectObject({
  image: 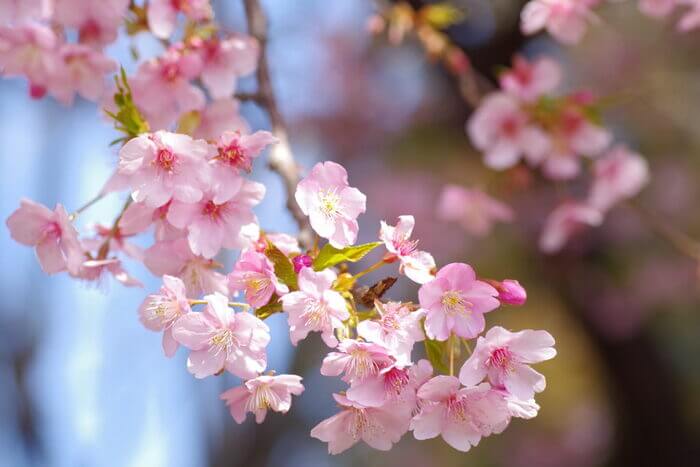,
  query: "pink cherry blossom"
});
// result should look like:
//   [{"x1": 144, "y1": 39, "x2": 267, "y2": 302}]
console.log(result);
[
  {"x1": 265, "y1": 233, "x2": 301, "y2": 256},
  {"x1": 209, "y1": 130, "x2": 277, "y2": 201},
  {"x1": 167, "y1": 181, "x2": 264, "y2": 259},
  {"x1": 6, "y1": 199, "x2": 83, "y2": 275},
  {"x1": 0, "y1": 0, "x2": 52, "y2": 23},
  {"x1": 588, "y1": 145, "x2": 649, "y2": 212},
  {"x1": 172, "y1": 292, "x2": 270, "y2": 379},
  {"x1": 73, "y1": 258, "x2": 143, "y2": 287},
  {"x1": 410, "y1": 376, "x2": 510, "y2": 452},
  {"x1": 310, "y1": 393, "x2": 411, "y2": 454},
  {"x1": 139, "y1": 275, "x2": 191, "y2": 357},
  {"x1": 295, "y1": 161, "x2": 367, "y2": 248},
  {"x1": 292, "y1": 254, "x2": 313, "y2": 273},
  {"x1": 678, "y1": 1, "x2": 700, "y2": 31},
  {"x1": 459, "y1": 326, "x2": 556, "y2": 400},
  {"x1": 143, "y1": 238, "x2": 229, "y2": 296},
  {"x1": 498, "y1": 388, "x2": 541, "y2": 420},
  {"x1": 228, "y1": 249, "x2": 288, "y2": 308},
  {"x1": 147, "y1": 0, "x2": 212, "y2": 39},
  {"x1": 130, "y1": 50, "x2": 205, "y2": 130},
  {"x1": 345, "y1": 358, "x2": 433, "y2": 408},
  {"x1": 320, "y1": 339, "x2": 395, "y2": 384},
  {"x1": 193, "y1": 35, "x2": 259, "y2": 99},
  {"x1": 50, "y1": 44, "x2": 117, "y2": 105},
  {"x1": 53, "y1": 0, "x2": 129, "y2": 46},
  {"x1": 221, "y1": 374, "x2": 304, "y2": 424},
  {"x1": 280, "y1": 267, "x2": 349, "y2": 347},
  {"x1": 418, "y1": 263, "x2": 500, "y2": 341},
  {"x1": 118, "y1": 131, "x2": 213, "y2": 208},
  {"x1": 539, "y1": 202, "x2": 603, "y2": 253},
  {"x1": 521, "y1": 0, "x2": 601, "y2": 45},
  {"x1": 541, "y1": 106, "x2": 612, "y2": 180},
  {"x1": 80, "y1": 222, "x2": 145, "y2": 261},
  {"x1": 193, "y1": 98, "x2": 250, "y2": 141},
  {"x1": 357, "y1": 301, "x2": 425, "y2": 365},
  {"x1": 437, "y1": 185, "x2": 514, "y2": 237},
  {"x1": 467, "y1": 93, "x2": 550, "y2": 170},
  {"x1": 500, "y1": 55, "x2": 562, "y2": 102},
  {"x1": 0, "y1": 23, "x2": 60, "y2": 98},
  {"x1": 379, "y1": 215, "x2": 435, "y2": 284}
]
